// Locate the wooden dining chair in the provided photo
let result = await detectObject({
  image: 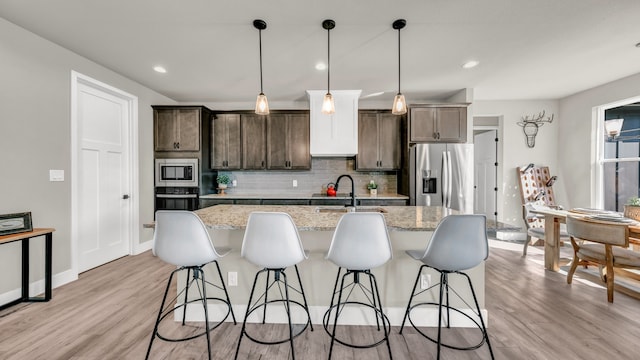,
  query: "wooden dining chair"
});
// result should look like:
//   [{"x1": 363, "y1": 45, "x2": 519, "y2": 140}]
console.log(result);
[
  {"x1": 522, "y1": 202, "x2": 569, "y2": 256},
  {"x1": 566, "y1": 215, "x2": 640, "y2": 303}
]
